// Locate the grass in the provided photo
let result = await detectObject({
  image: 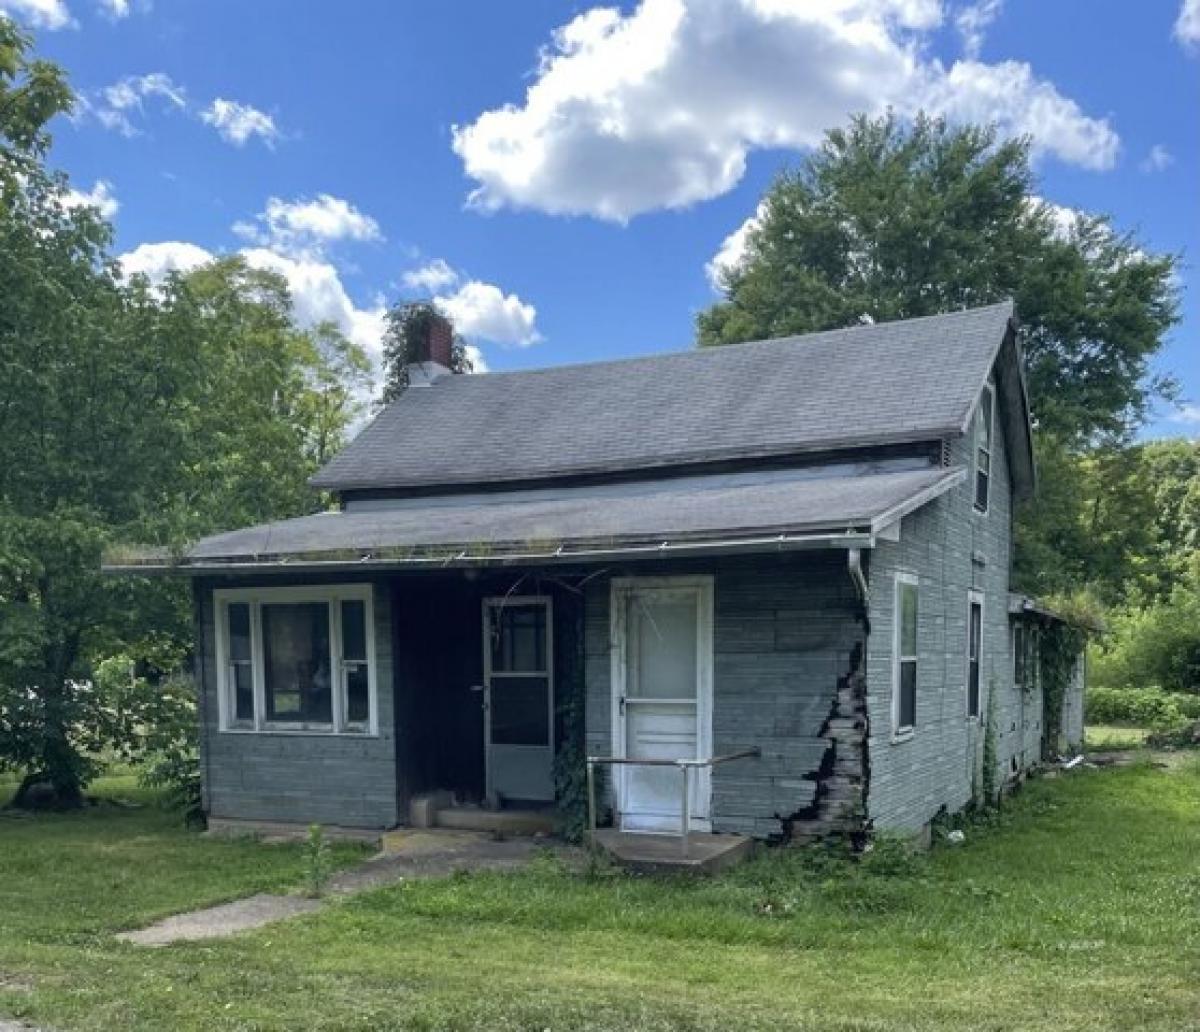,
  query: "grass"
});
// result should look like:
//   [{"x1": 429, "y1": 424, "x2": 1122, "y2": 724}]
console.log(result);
[
  {"x1": 1, "y1": 761, "x2": 1199, "y2": 1031},
  {"x1": 1086, "y1": 724, "x2": 1151, "y2": 750}
]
